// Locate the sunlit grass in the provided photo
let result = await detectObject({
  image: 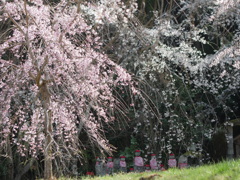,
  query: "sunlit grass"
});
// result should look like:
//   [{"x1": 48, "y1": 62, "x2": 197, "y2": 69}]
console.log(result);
[
  {"x1": 41, "y1": 159, "x2": 240, "y2": 179},
  {"x1": 80, "y1": 159, "x2": 240, "y2": 180}
]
